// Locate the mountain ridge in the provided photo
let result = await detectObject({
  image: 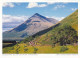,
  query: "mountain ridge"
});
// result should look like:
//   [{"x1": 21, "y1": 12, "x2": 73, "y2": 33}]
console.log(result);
[{"x1": 3, "y1": 13, "x2": 58, "y2": 40}]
